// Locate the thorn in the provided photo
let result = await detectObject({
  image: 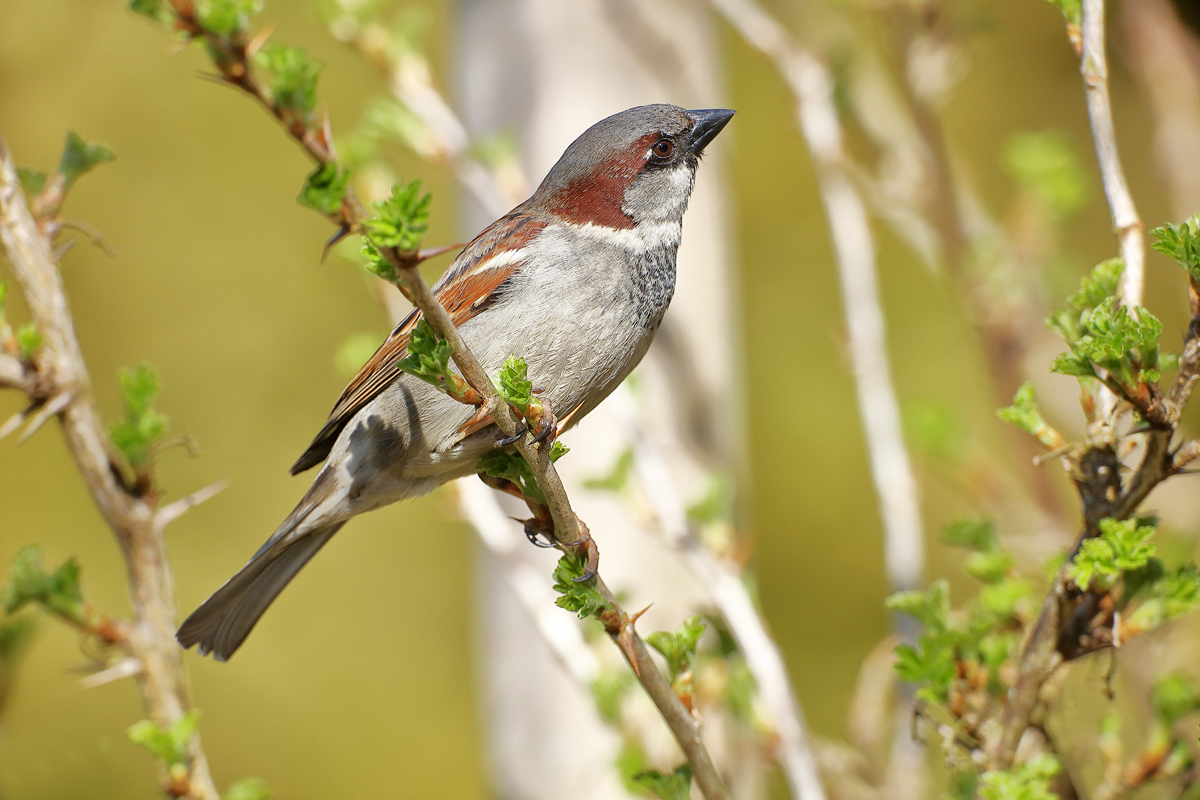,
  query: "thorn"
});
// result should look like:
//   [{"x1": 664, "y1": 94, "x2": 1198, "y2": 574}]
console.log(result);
[
  {"x1": 194, "y1": 70, "x2": 230, "y2": 85},
  {"x1": 154, "y1": 479, "x2": 230, "y2": 531},
  {"x1": 79, "y1": 657, "x2": 142, "y2": 689},
  {"x1": 617, "y1": 626, "x2": 640, "y2": 677},
  {"x1": 629, "y1": 603, "x2": 653, "y2": 625},
  {"x1": 245, "y1": 22, "x2": 275, "y2": 58},
  {"x1": 414, "y1": 242, "x2": 465, "y2": 263},
  {"x1": 322, "y1": 226, "x2": 351, "y2": 262},
  {"x1": 319, "y1": 108, "x2": 339, "y2": 162},
  {"x1": 17, "y1": 392, "x2": 71, "y2": 444},
  {"x1": 0, "y1": 408, "x2": 28, "y2": 440},
  {"x1": 52, "y1": 239, "x2": 76, "y2": 261},
  {"x1": 60, "y1": 219, "x2": 117, "y2": 257}
]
